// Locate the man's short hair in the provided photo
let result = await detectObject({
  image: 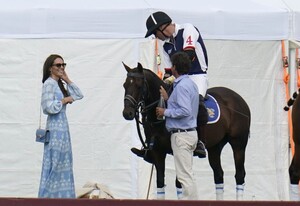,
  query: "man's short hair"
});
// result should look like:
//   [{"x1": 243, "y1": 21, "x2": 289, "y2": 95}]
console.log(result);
[{"x1": 171, "y1": 52, "x2": 191, "y2": 75}]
